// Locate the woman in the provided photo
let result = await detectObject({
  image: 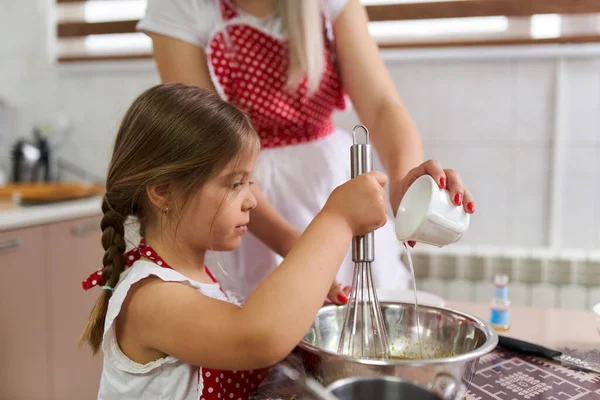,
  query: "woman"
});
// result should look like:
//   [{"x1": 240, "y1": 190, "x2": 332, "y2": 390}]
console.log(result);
[{"x1": 137, "y1": 0, "x2": 474, "y2": 301}]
